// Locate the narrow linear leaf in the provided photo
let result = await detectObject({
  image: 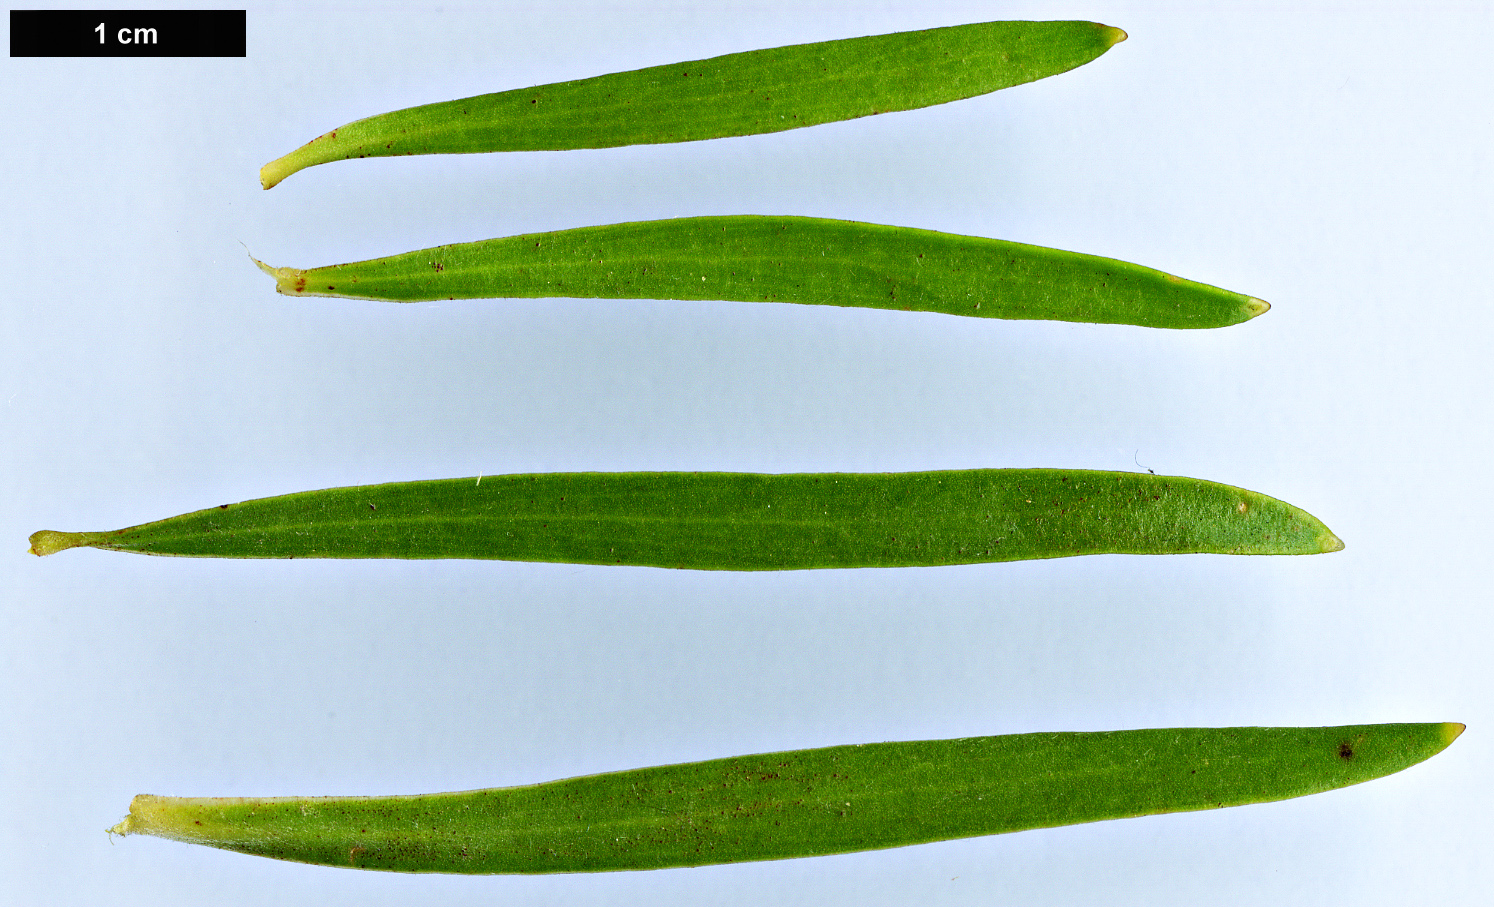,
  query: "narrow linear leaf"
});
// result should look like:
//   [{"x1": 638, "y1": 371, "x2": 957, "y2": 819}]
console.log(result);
[
  {"x1": 260, "y1": 20, "x2": 1126, "y2": 189},
  {"x1": 30, "y1": 469, "x2": 1341, "y2": 565},
  {"x1": 255, "y1": 216, "x2": 1269, "y2": 329},
  {"x1": 109, "y1": 723, "x2": 1462, "y2": 874}
]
